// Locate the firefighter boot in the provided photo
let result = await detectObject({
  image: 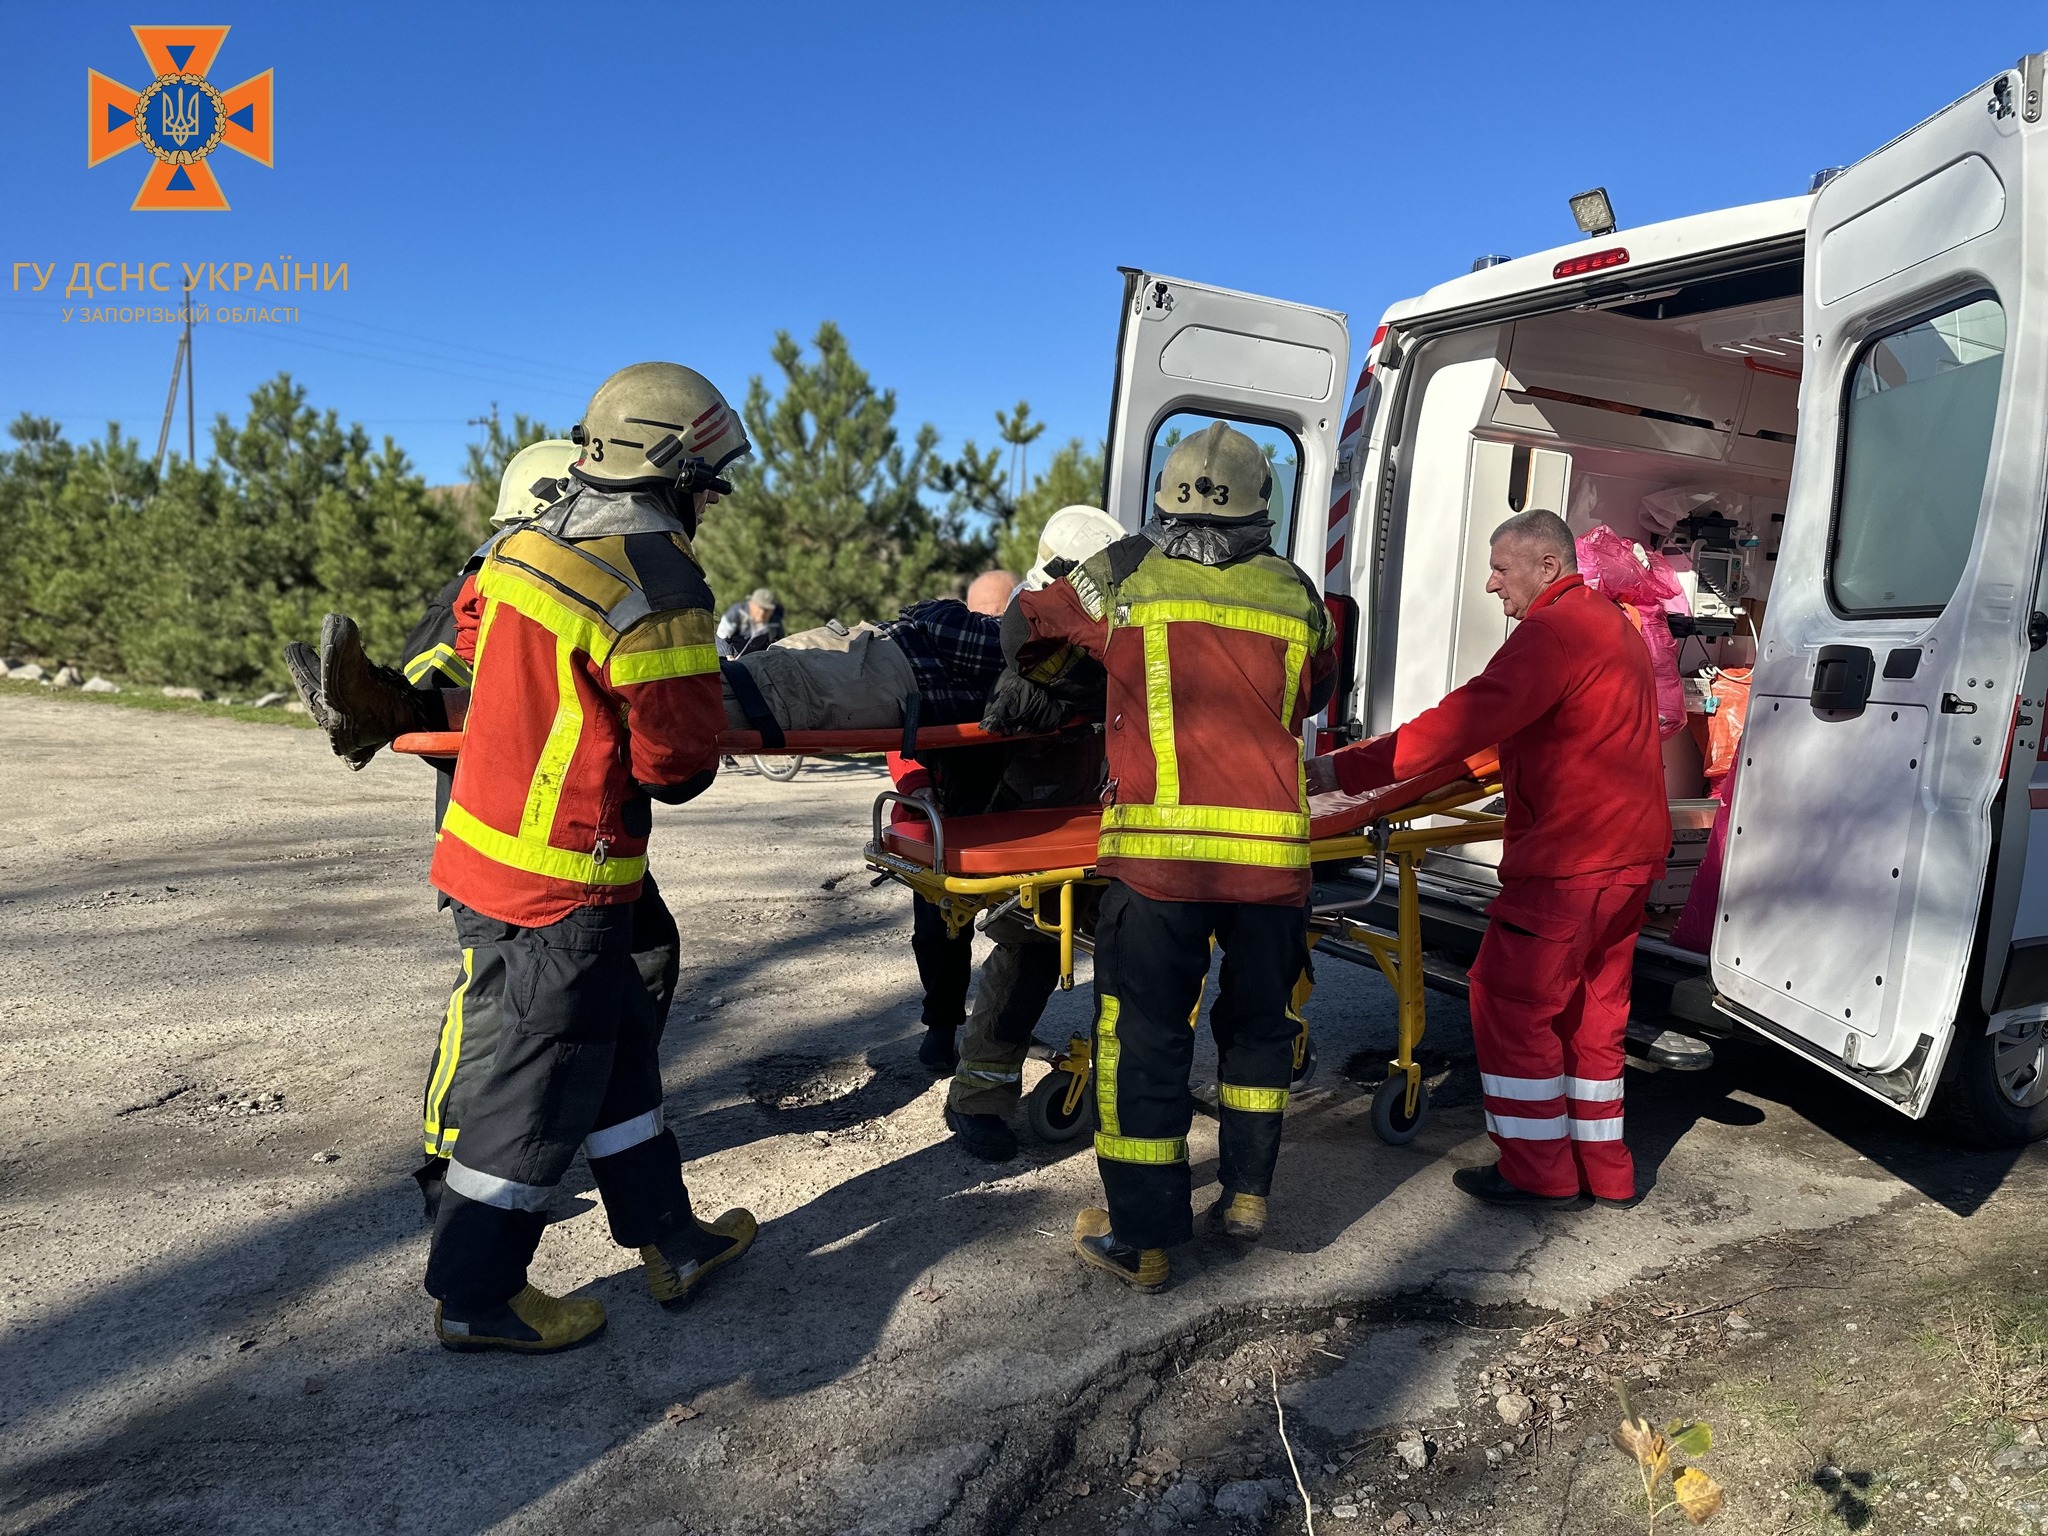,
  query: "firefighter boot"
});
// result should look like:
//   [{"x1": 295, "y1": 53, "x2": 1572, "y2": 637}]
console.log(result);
[
  {"x1": 642, "y1": 1208, "x2": 757, "y2": 1309},
  {"x1": 1073, "y1": 1207, "x2": 1167, "y2": 1293},
  {"x1": 1203, "y1": 1191, "x2": 1268, "y2": 1243},
  {"x1": 435, "y1": 1283, "x2": 606, "y2": 1354}
]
